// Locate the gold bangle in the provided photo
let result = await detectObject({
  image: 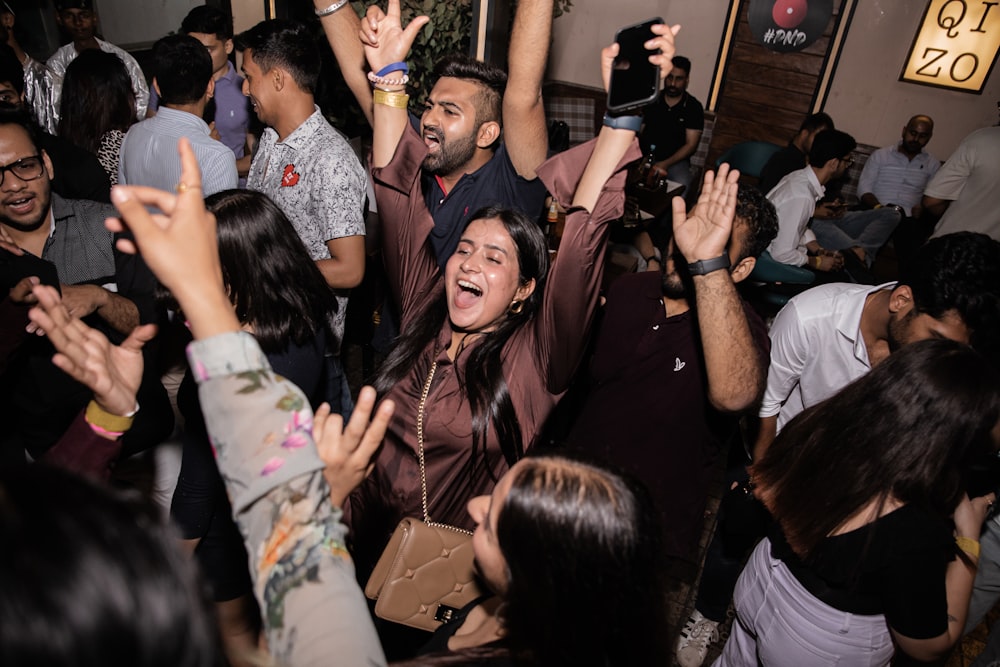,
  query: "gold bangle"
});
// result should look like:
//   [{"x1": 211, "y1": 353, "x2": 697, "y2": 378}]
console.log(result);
[
  {"x1": 373, "y1": 88, "x2": 409, "y2": 109},
  {"x1": 85, "y1": 399, "x2": 136, "y2": 434},
  {"x1": 956, "y1": 536, "x2": 980, "y2": 559}
]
